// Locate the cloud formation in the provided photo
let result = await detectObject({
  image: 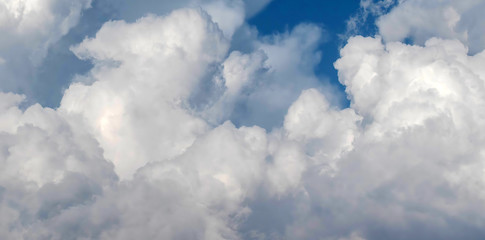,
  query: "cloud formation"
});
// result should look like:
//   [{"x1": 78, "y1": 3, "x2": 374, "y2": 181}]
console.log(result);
[
  {"x1": 0, "y1": 0, "x2": 91, "y2": 95},
  {"x1": 1, "y1": 0, "x2": 485, "y2": 239},
  {"x1": 377, "y1": 0, "x2": 485, "y2": 54}
]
